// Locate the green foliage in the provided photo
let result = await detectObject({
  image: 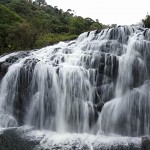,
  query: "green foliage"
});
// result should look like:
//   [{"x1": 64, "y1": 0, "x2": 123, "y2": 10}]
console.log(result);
[
  {"x1": 0, "y1": 3, "x2": 24, "y2": 24},
  {"x1": 89, "y1": 22, "x2": 103, "y2": 30},
  {"x1": 6, "y1": 23, "x2": 36, "y2": 50},
  {"x1": 68, "y1": 16, "x2": 87, "y2": 34},
  {"x1": 35, "y1": 0, "x2": 46, "y2": 6},
  {"x1": 35, "y1": 33, "x2": 77, "y2": 48},
  {"x1": 0, "y1": 0, "x2": 106, "y2": 55},
  {"x1": 0, "y1": 3, "x2": 25, "y2": 54}
]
